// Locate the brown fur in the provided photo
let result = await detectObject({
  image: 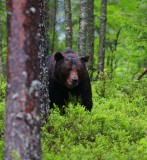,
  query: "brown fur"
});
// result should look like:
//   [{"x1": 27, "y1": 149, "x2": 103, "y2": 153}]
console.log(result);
[{"x1": 46, "y1": 49, "x2": 92, "y2": 111}]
